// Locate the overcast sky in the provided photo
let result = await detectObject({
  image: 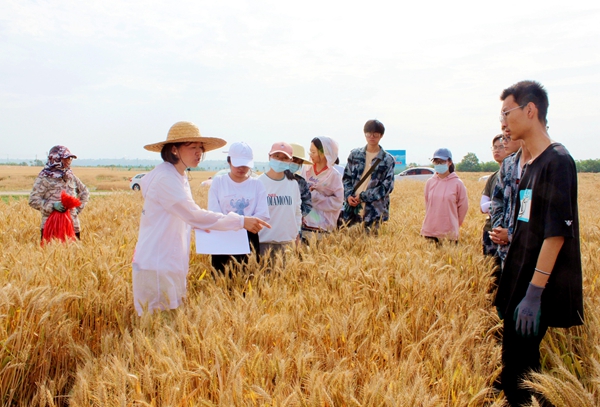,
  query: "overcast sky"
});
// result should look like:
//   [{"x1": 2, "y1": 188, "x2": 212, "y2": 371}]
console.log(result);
[{"x1": 1, "y1": 0, "x2": 599, "y2": 165}]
